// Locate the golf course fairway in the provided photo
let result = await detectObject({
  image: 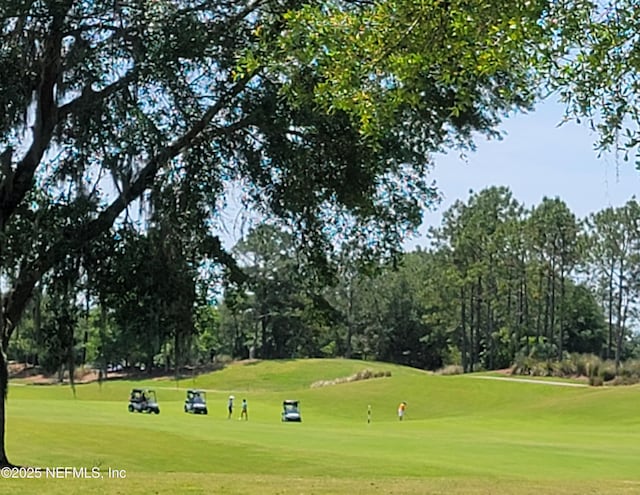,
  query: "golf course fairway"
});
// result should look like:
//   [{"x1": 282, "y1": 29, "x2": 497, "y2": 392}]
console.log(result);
[{"x1": 2, "y1": 359, "x2": 640, "y2": 494}]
